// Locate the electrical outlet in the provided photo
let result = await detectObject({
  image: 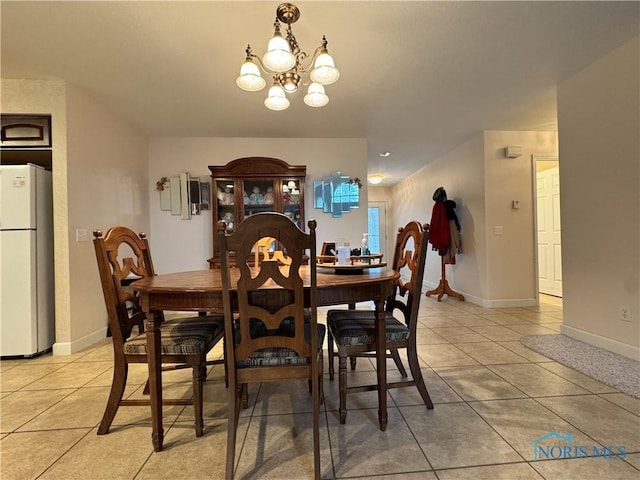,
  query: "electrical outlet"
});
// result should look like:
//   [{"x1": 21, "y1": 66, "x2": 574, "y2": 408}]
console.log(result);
[
  {"x1": 619, "y1": 306, "x2": 632, "y2": 322},
  {"x1": 494, "y1": 226, "x2": 504, "y2": 236},
  {"x1": 75, "y1": 228, "x2": 89, "y2": 242}
]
